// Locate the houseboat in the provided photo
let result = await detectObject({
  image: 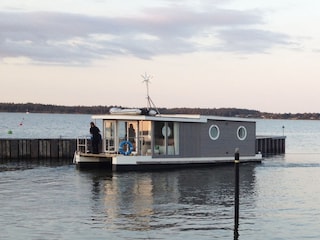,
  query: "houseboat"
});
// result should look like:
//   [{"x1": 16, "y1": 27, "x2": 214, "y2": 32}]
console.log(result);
[{"x1": 73, "y1": 109, "x2": 262, "y2": 171}]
